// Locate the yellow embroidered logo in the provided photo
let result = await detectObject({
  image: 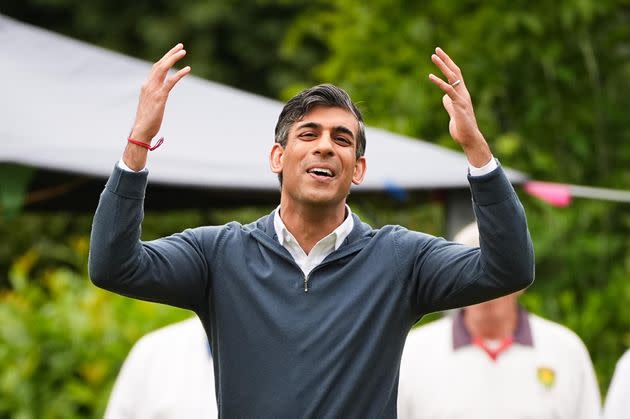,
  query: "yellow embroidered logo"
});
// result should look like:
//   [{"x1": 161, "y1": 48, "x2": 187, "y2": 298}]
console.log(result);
[{"x1": 537, "y1": 366, "x2": 556, "y2": 389}]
